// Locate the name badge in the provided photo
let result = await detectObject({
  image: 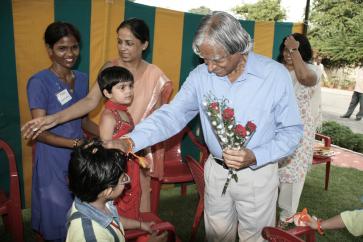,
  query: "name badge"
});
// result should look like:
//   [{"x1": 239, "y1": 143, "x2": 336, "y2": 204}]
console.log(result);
[{"x1": 56, "y1": 89, "x2": 72, "y2": 105}]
